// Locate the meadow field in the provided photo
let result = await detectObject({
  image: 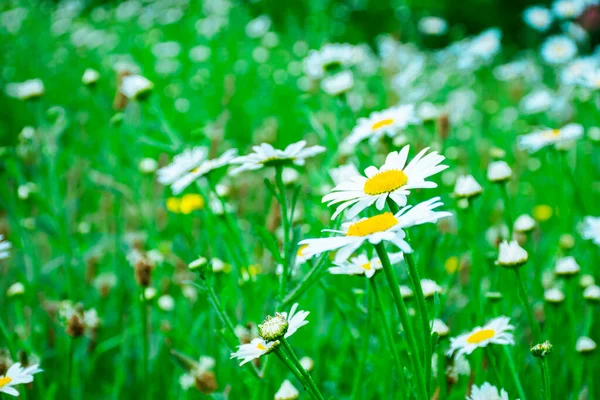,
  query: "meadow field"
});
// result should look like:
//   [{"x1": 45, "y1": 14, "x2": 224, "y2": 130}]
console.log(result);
[{"x1": 1, "y1": 0, "x2": 600, "y2": 399}]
